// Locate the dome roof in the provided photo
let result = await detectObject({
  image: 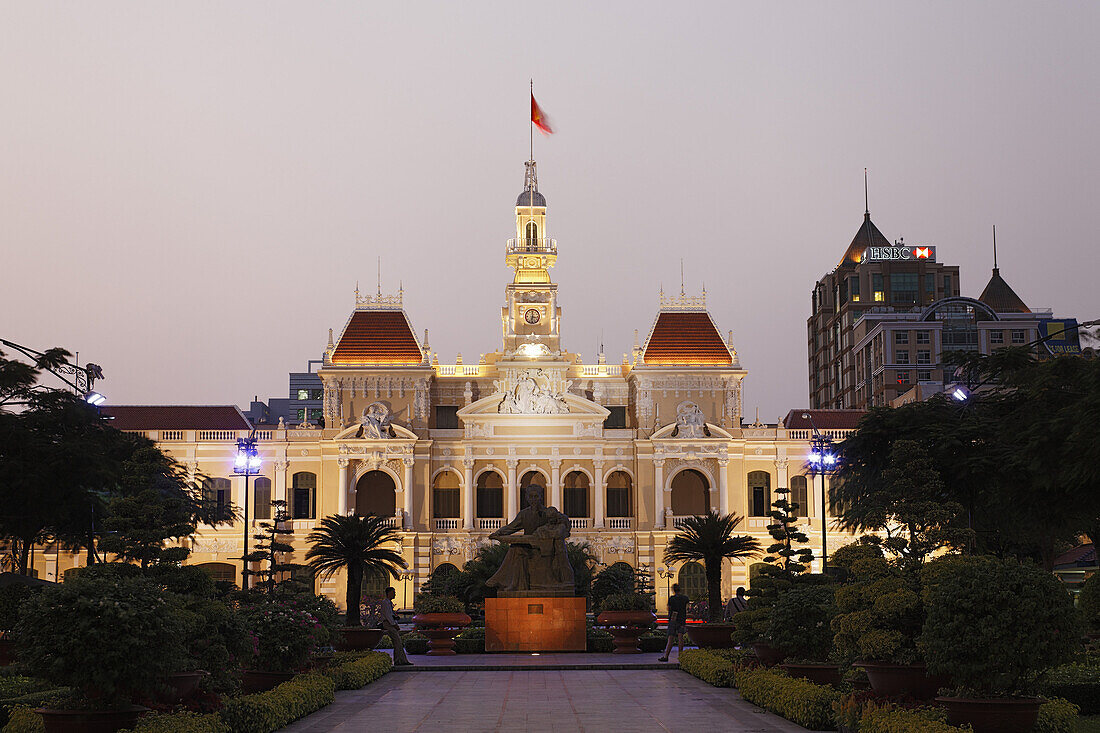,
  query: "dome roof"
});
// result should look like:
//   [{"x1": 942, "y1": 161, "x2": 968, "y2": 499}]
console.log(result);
[{"x1": 516, "y1": 189, "x2": 546, "y2": 207}]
